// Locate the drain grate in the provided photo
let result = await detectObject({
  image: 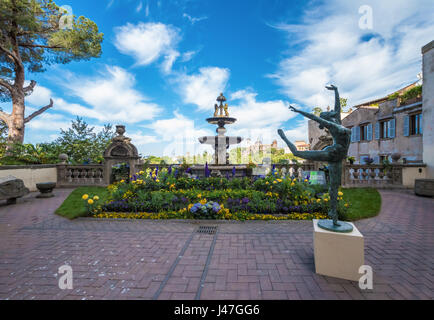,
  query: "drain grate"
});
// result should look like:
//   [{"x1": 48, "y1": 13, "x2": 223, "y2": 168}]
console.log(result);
[{"x1": 197, "y1": 226, "x2": 218, "y2": 235}]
